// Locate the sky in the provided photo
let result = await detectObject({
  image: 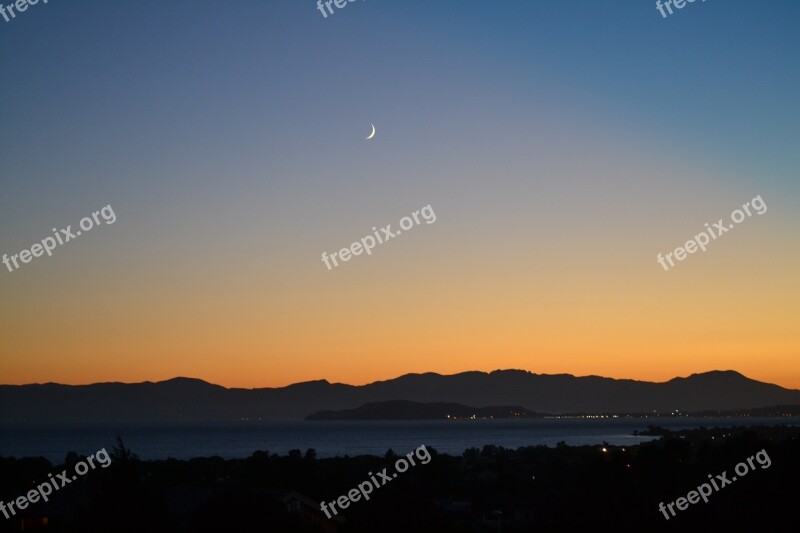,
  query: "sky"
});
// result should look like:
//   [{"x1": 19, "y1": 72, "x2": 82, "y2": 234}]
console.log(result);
[{"x1": 1, "y1": 0, "x2": 798, "y2": 389}]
